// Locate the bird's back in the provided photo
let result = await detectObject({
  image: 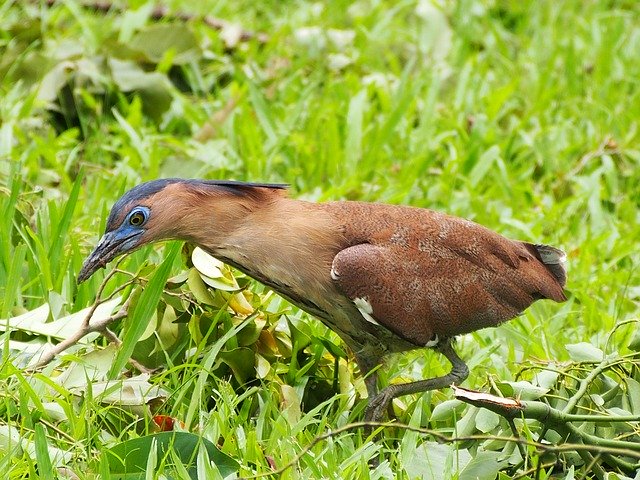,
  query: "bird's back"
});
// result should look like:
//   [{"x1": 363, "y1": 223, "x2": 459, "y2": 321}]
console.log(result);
[{"x1": 321, "y1": 201, "x2": 566, "y2": 343}]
